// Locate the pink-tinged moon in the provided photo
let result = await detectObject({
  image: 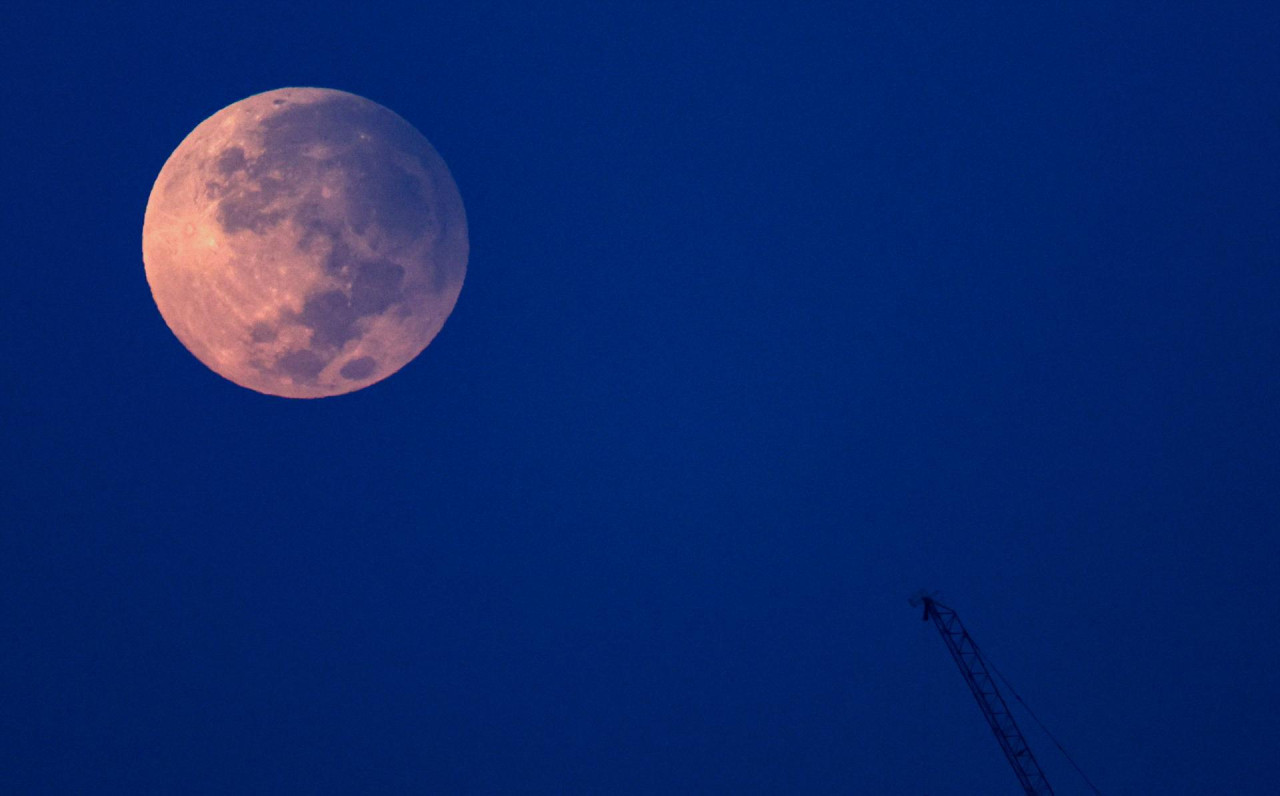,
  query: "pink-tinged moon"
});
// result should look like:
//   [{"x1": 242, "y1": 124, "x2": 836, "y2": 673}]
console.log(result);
[{"x1": 142, "y1": 87, "x2": 467, "y2": 398}]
